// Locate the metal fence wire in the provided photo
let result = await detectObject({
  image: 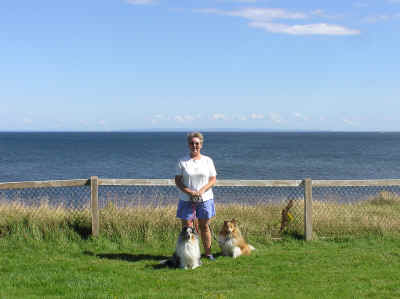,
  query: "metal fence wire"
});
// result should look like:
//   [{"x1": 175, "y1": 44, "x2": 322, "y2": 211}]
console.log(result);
[
  {"x1": 98, "y1": 185, "x2": 180, "y2": 208},
  {"x1": 213, "y1": 185, "x2": 304, "y2": 237},
  {"x1": 0, "y1": 186, "x2": 90, "y2": 210},
  {"x1": 1, "y1": 178, "x2": 400, "y2": 240},
  {"x1": 97, "y1": 184, "x2": 304, "y2": 239},
  {"x1": 312, "y1": 185, "x2": 400, "y2": 237},
  {"x1": 0, "y1": 185, "x2": 91, "y2": 234}
]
